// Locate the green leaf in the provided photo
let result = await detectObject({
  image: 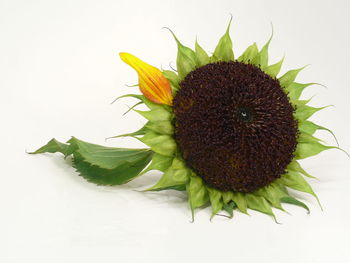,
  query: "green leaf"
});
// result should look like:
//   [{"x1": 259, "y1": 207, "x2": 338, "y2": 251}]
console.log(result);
[
  {"x1": 147, "y1": 157, "x2": 190, "y2": 191},
  {"x1": 246, "y1": 194, "x2": 276, "y2": 220},
  {"x1": 295, "y1": 140, "x2": 335, "y2": 159},
  {"x1": 207, "y1": 187, "x2": 223, "y2": 218},
  {"x1": 30, "y1": 138, "x2": 69, "y2": 156},
  {"x1": 145, "y1": 120, "x2": 174, "y2": 135},
  {"x1": 138, "y1": 131, "x2": 177, "y2": 157},
  {"x1": 279, "y1": 66, "x2": 306, "y2": 88},
  {"x1": 264, "y1": 57, "x2": 284, "y2": 78},
  {"x1": 286, "y1": 82, "x2": 315, "y2": 100},
  {"x1": 222, "y1": 201, "x2": 236, "y2": 218},
  {"x1": 195, "y1": 40, "x2": 210, "y2": 67},
  {"x1": 231, "y1": 192, "x2": 248, "y2": 214},
  {"x1": 167, "y1": 28, "x2": 197, "y2": 79},
  {"x1": 32, "y1": 137, "x2": 153, "y2": 185},
  {"x1": 141, "y1": 153, "x2": 173, "y2": 174},
  {"x1": 287, "y1": 160, "x2": 316, "y2": 179},
  {"x1": 134, "y1": 108, "x2": 172, "y2": 122},
  {"x1": 276, "y1": 171, "x2": 319, "y2": 203},
  {"x1": 212, "y1": 17, "x2": 234, "y2": 62},
  {"x1": 280, "y1": 196, "x2": 310, "y2": 214},
  {"x1": 237, "y1": 43, "x2": 259, "y2": 63},
  {"x1": 162, "y1": 70, "x2": 181, "y2": 91},
  {"x1": 187, "y1": 175, "x2": 209, "y2": 220}
]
